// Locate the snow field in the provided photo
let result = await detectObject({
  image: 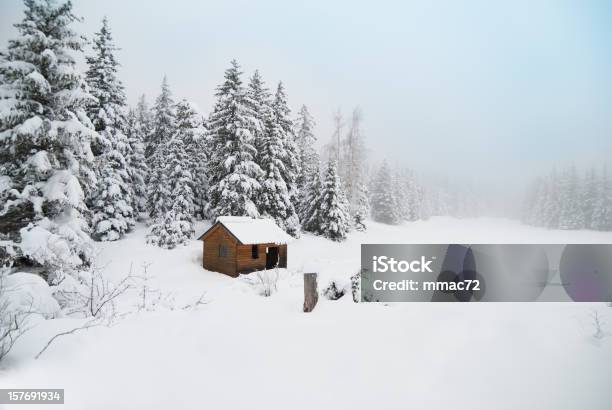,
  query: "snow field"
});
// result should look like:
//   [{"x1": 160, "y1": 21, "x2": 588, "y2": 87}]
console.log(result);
[{"x1": 2, "y1": 217, "x2": 612, "y2": 410}]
